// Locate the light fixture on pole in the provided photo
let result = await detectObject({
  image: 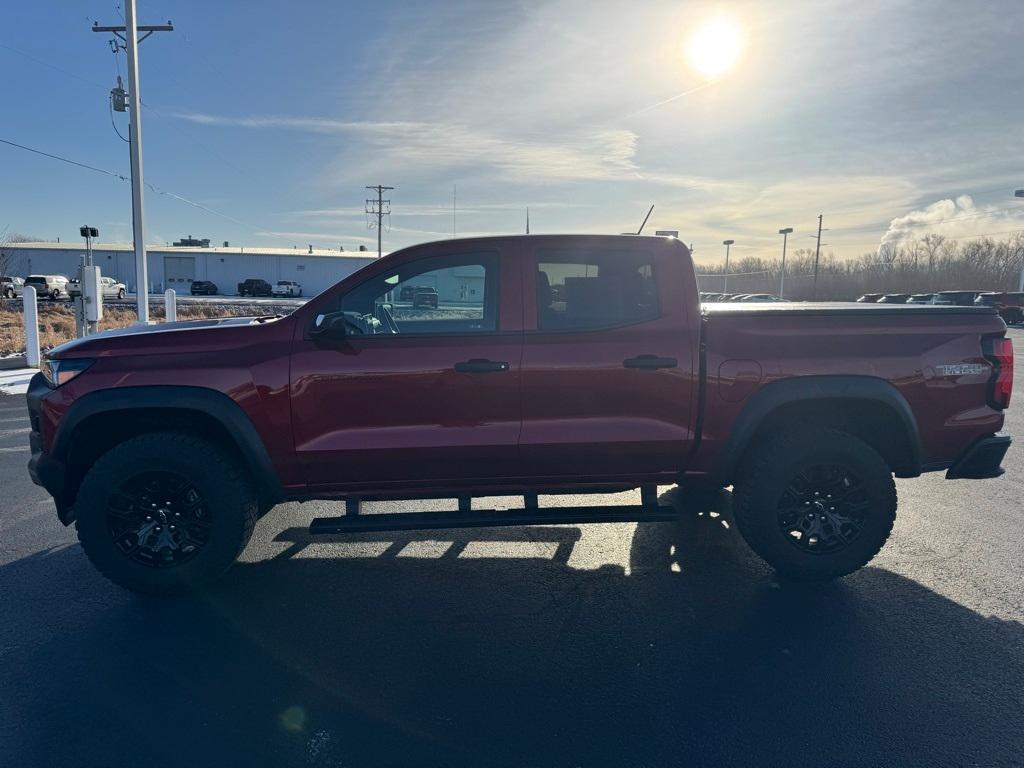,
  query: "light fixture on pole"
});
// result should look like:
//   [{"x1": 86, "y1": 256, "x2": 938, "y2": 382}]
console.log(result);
[
  {"x1": 722, "y1": 239, "x2": 734, "y2": 293},
  {"x1": 778, "y1": 227, "x2": 793, "y2": 299},
  {"x1": 79, "y1": 226, "x2": 99, "y2": 267}
]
